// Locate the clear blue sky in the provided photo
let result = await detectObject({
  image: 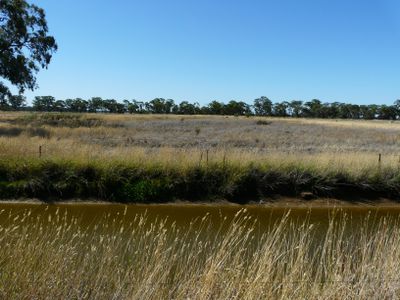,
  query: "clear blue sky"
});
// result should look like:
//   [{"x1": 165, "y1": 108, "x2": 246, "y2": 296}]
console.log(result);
[{"x1": 23, "y1": 0, "x2": 400, "y2": 105}]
